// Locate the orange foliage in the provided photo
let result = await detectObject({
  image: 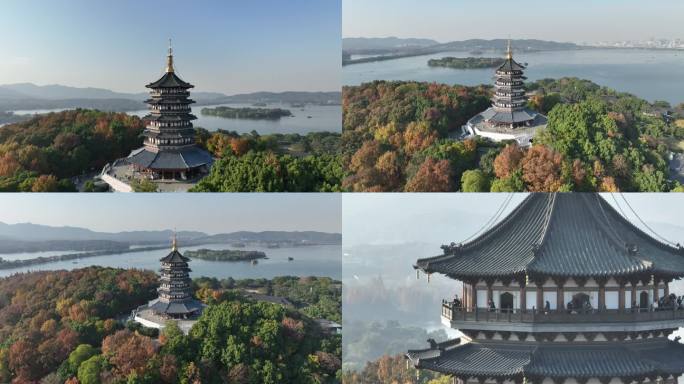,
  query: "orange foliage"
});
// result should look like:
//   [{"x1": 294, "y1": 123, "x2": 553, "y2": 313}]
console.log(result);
[
  {"x1": 230, "y1": 138, "x2": 251, "y2": 156},
  {"x1": 521, "y1": 145, "x2": 565, "y2": 192},
  {"x1": 102, "y1": 330, "x2": 156, "y2": 377},
  {"x1": 404, "y1": 158, "x2": 453, "y2": 192},
  {"x1": 493, "y1": 143, "x2": 523, "y2": 178}
]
